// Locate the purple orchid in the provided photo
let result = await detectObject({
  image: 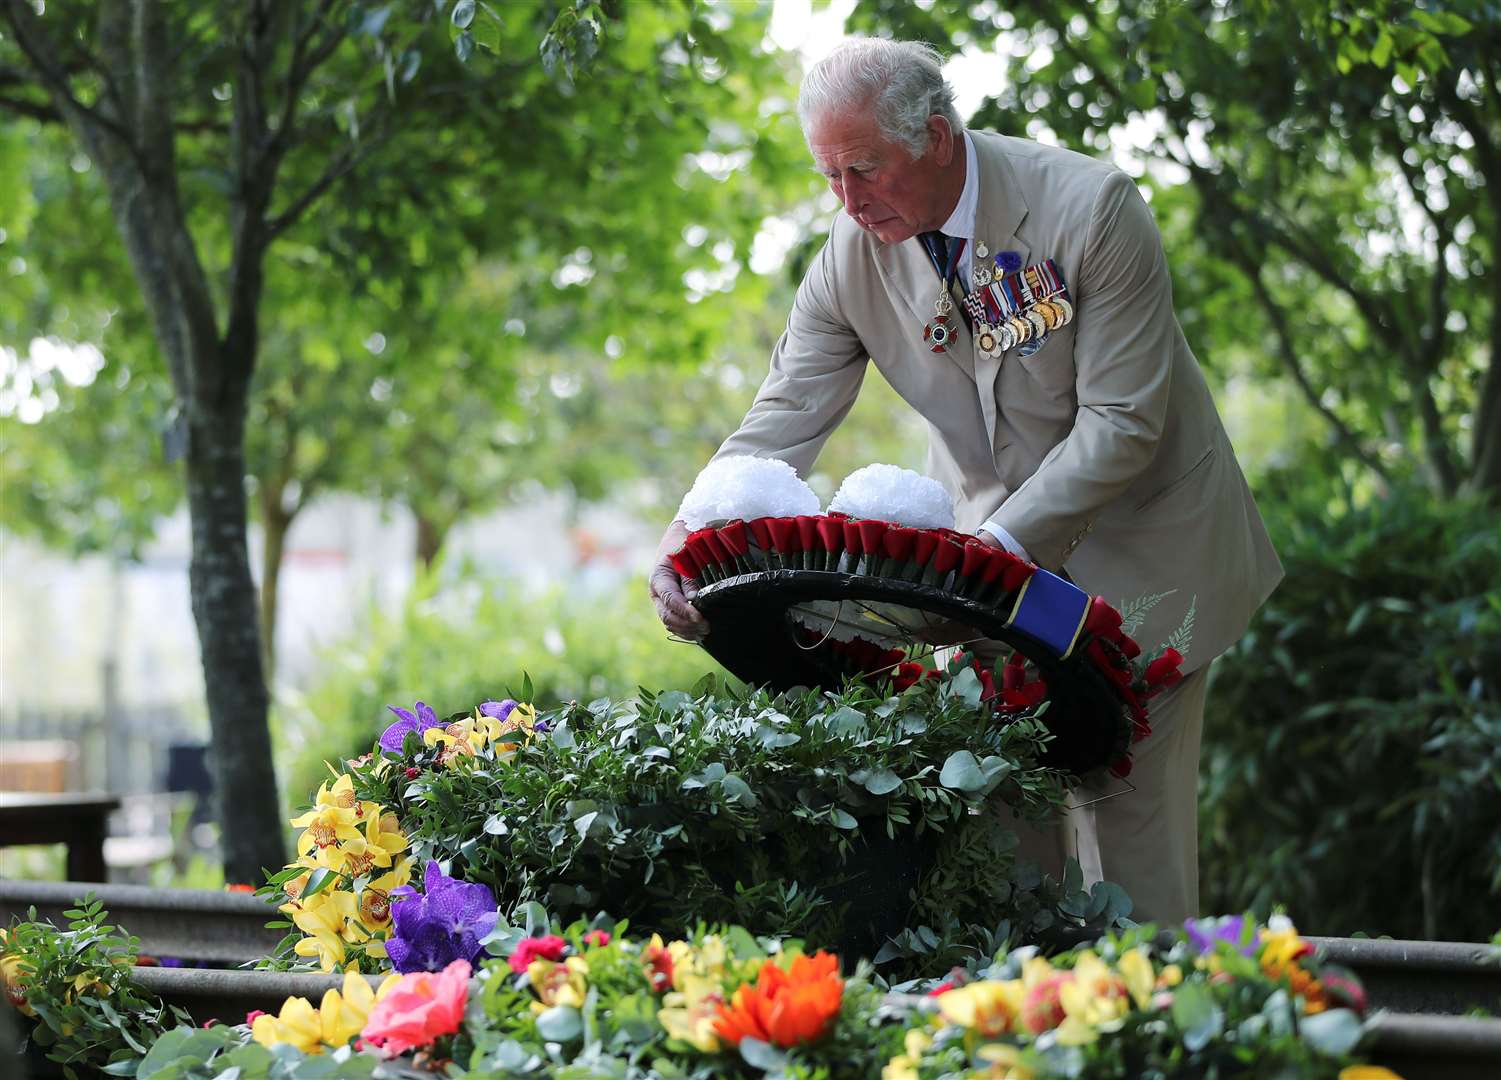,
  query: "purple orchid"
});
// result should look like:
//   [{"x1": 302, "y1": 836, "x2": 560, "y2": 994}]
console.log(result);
[
  {"x1": 380, "y1": 701, "x2": 444, "y2": 753},
  {"x1": 1184, "y1": 914, "x2": 1258, "y2": 956},
  {"x1": 385, "y1": 860, "x2": 499, "y2": 973},
  {"x1": 479, "y1": 700, "x2": 517, "y2": 721}
]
